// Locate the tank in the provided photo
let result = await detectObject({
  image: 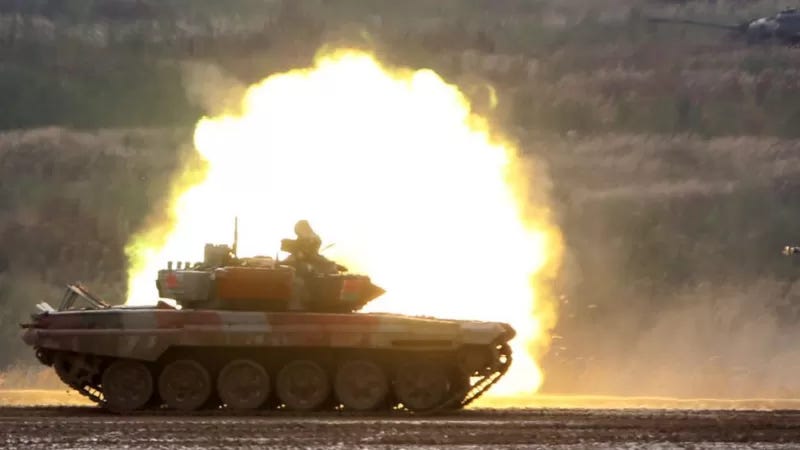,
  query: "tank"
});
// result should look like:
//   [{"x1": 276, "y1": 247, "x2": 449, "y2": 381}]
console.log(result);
[
  {"x1": 20, "y1": 233, "x2": 515, "y2": 413},
  {"x1": 647, "y1": 8, "x2": 800, "y2": 46}
]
